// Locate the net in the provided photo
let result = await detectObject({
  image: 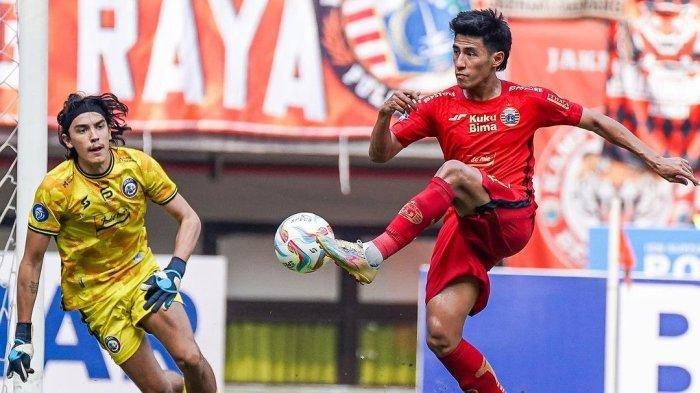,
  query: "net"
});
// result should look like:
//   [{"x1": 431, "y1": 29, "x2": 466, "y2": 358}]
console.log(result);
[{"x1": 0, "y1": 0, "x2": 19, "y2": 390}]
